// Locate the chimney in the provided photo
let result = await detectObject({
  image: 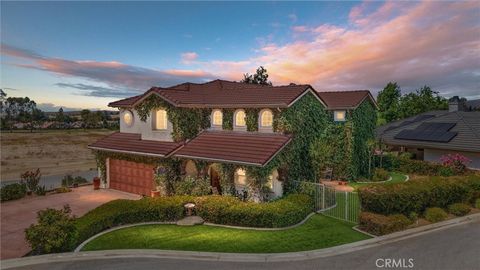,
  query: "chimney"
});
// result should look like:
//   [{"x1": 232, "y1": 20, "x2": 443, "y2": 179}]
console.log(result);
[{"x1": 448, "y1": 96, "x2": 466, "y2": 112}]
